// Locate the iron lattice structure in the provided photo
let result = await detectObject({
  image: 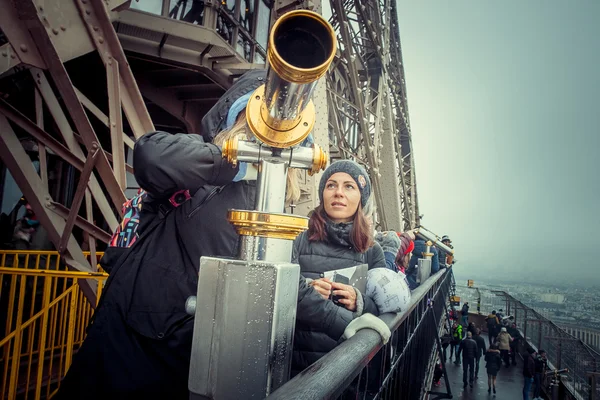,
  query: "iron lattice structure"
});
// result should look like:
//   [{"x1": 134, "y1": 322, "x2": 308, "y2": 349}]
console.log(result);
[
  {"x1": 0, "y1": 0, "x2": 419, "y2": 311},
  {"x1": 326, "y1": 0, "x2": 419, "y2": 231}
]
